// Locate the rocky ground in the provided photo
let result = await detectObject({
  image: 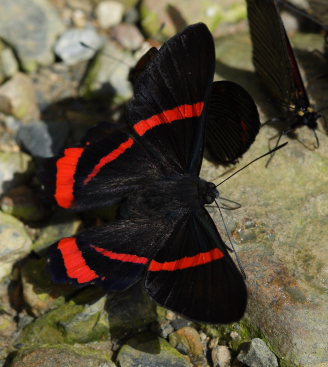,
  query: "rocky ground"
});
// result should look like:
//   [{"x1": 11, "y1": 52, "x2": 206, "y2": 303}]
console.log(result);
[{"x1": 0, "y1": 0, "x2": 327, "y2": 366}]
